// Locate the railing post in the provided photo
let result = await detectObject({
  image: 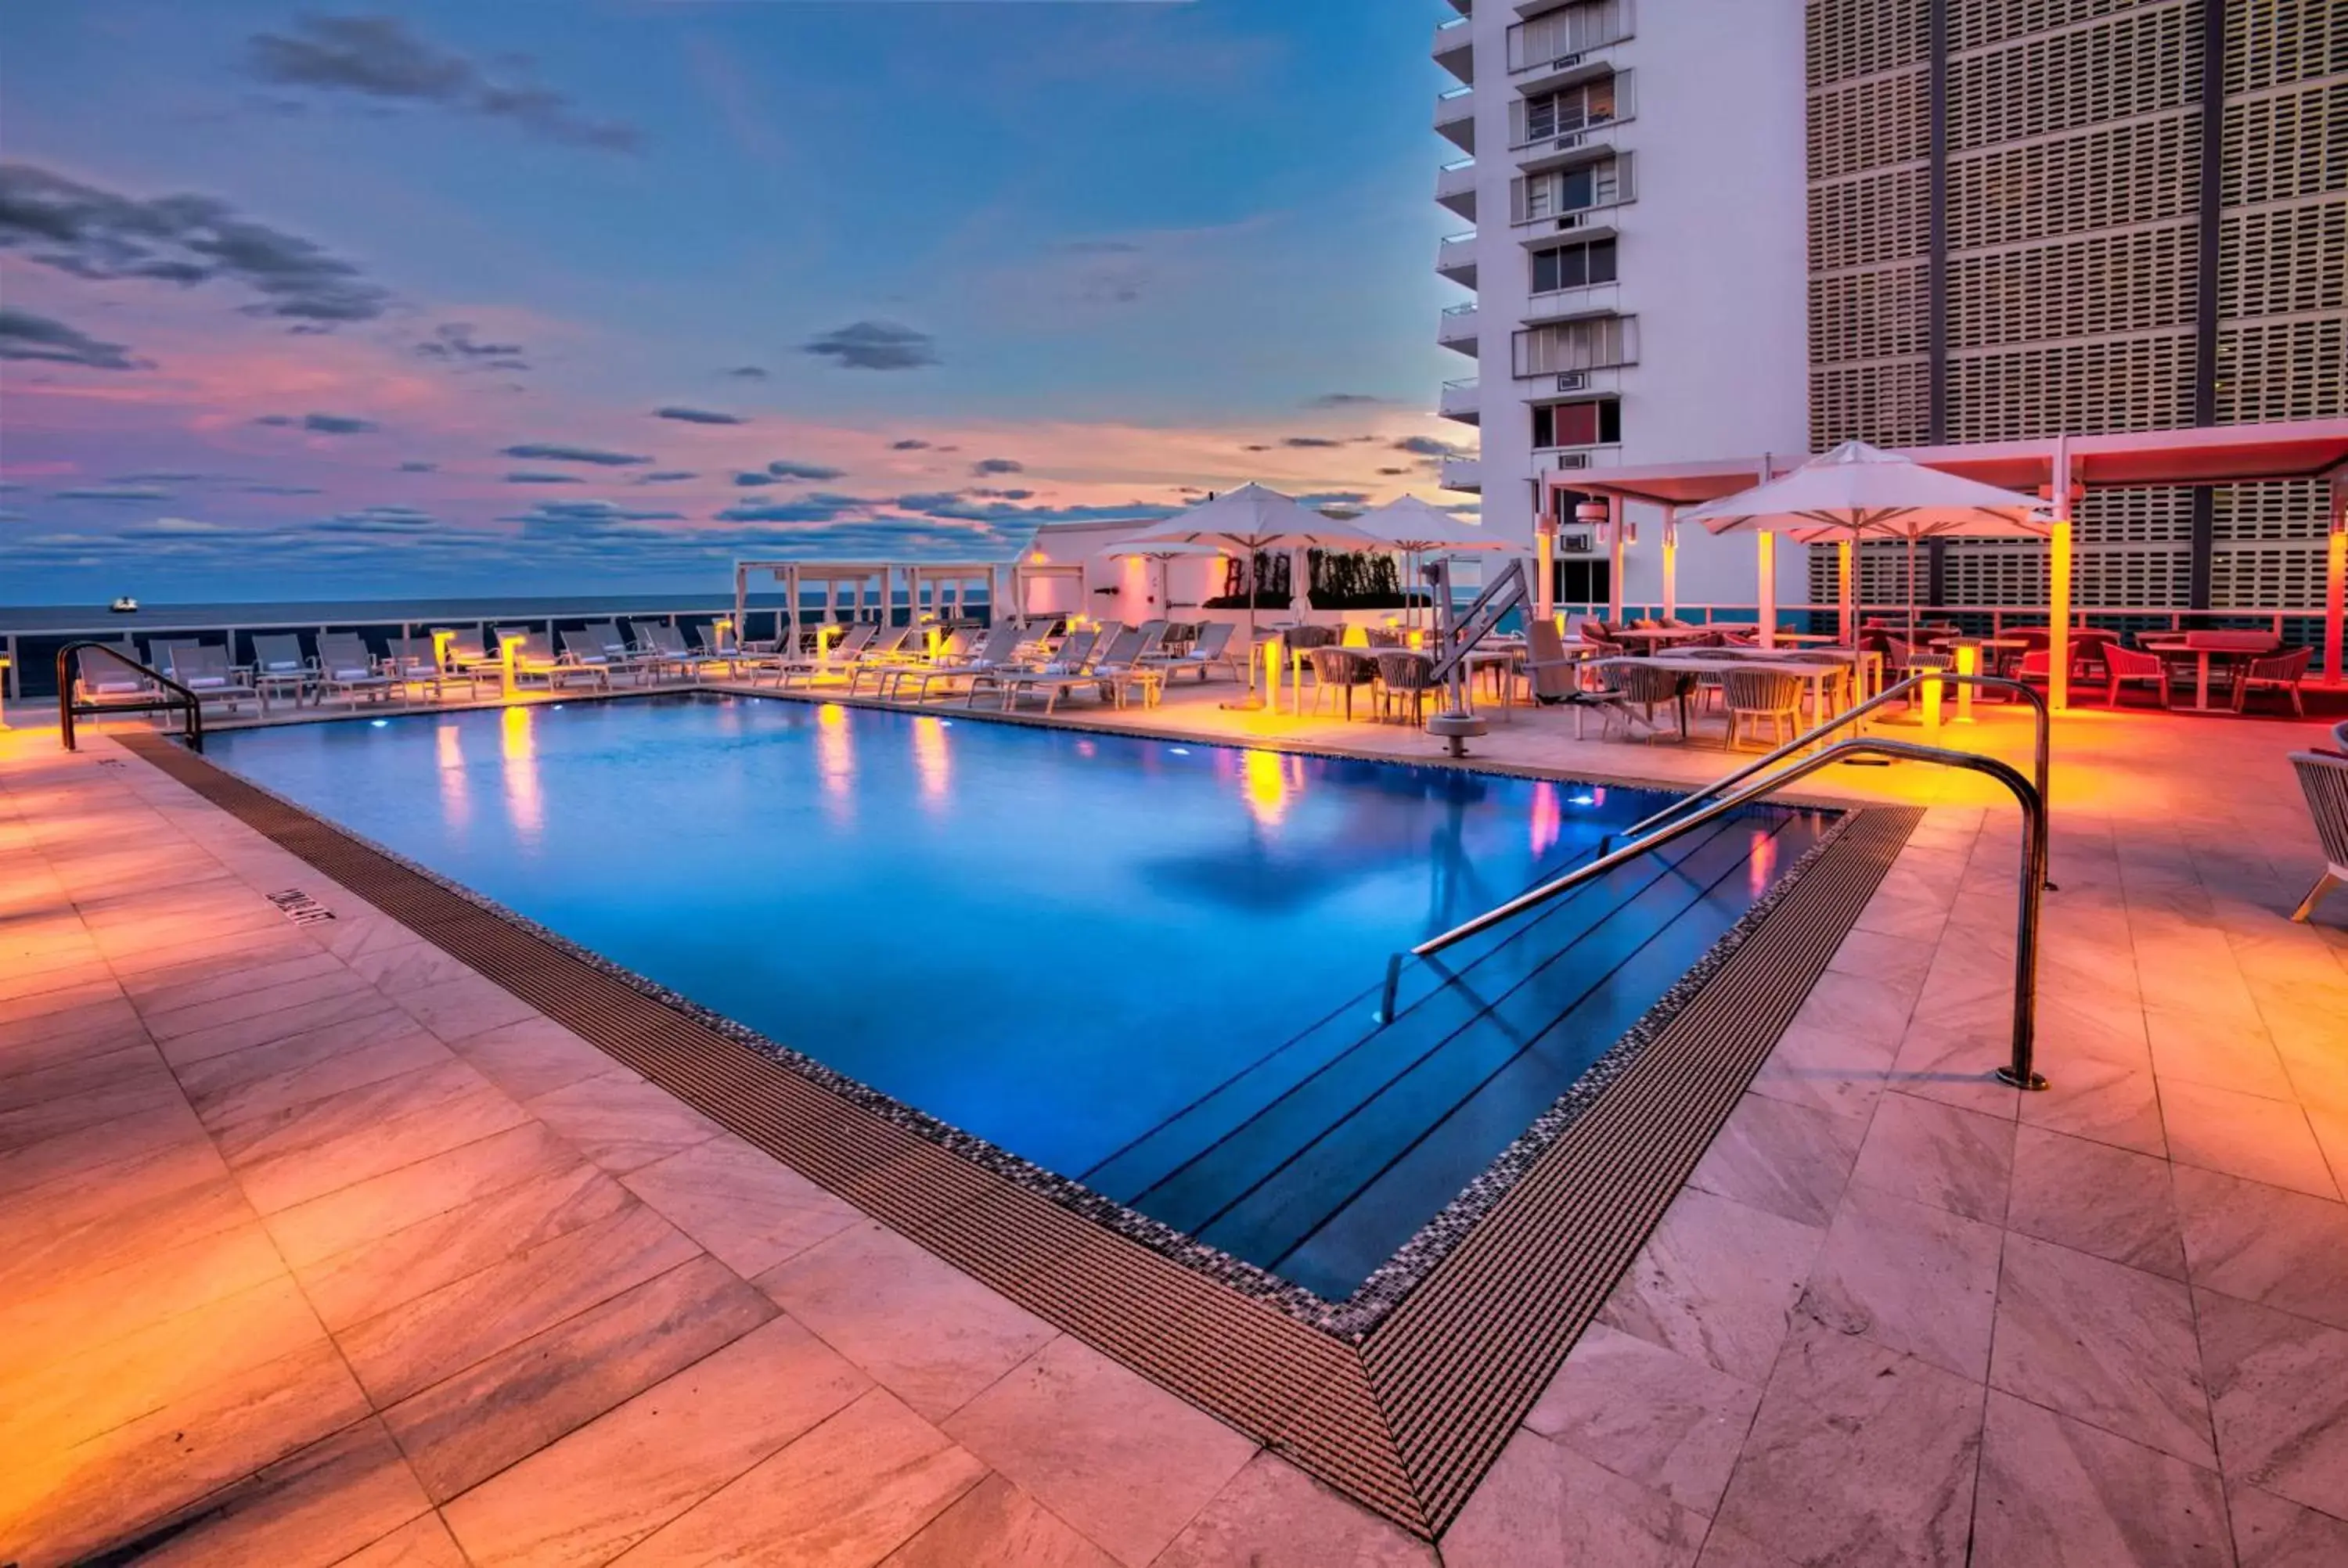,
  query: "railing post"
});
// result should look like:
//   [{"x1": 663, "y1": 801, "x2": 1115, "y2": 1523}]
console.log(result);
[{"x1": 1995, "y1": 771, "x2": 2051, "y2": 1091}]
